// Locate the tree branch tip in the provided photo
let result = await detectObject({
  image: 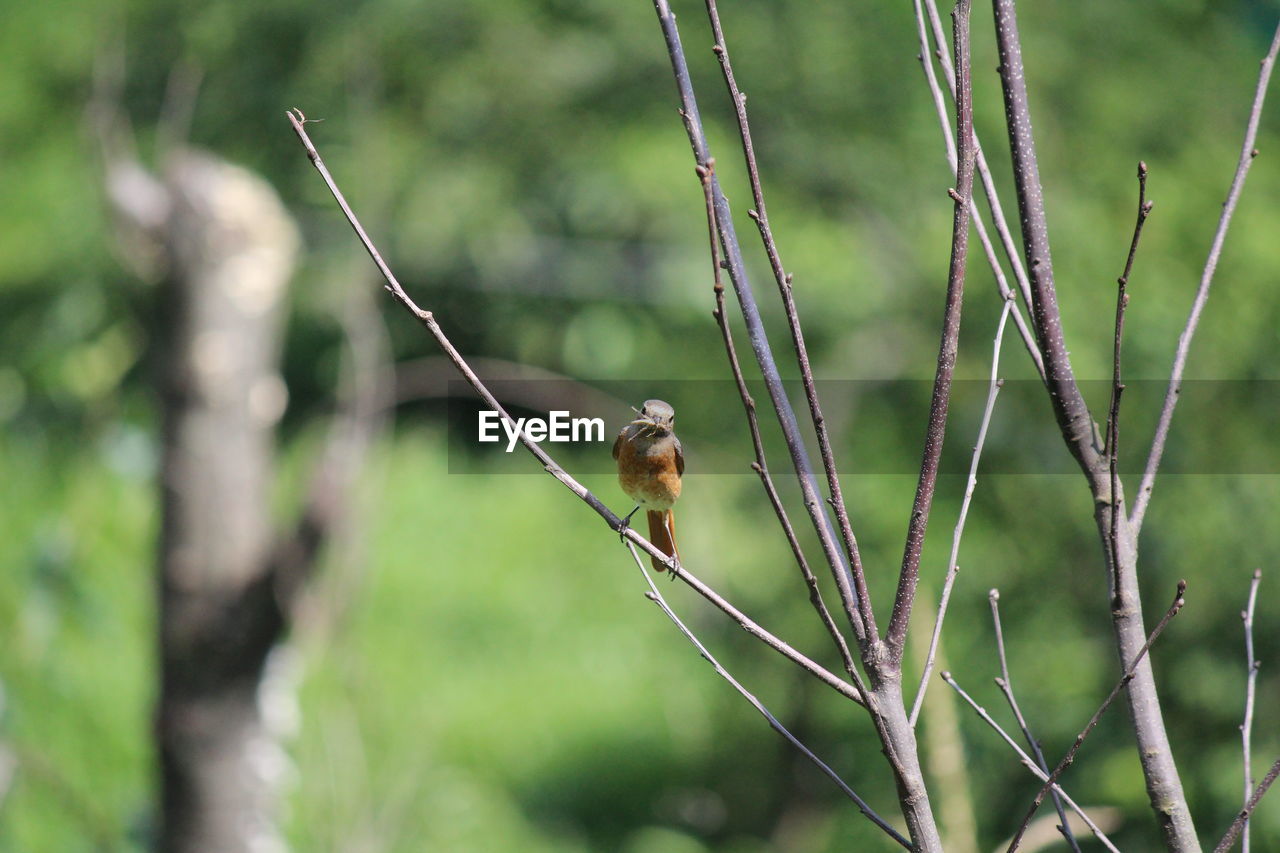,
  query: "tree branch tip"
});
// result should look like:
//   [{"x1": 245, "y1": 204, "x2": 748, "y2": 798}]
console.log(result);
[
  {"x1": 947, "y1": 187, "x2": 963, "y2": 202},
  {"x1": 711, "y1": 44, "x2": 724, "y2": 55},
  {"x1": 1251, "y1": 147, "x2": 1260, "y2": 158},
  {"x1": 1253, "y1": 568, "x2": 1262, "y2": 579},
  {"x1": 747, "y1": 209, "x2": 760, "y2": 220},
  {"x1": 996, "y1": 377, "x2": 1006, "y2": 388},
  {"x1": 989, "y1": 588, "x2": 1000, "y2": 601},
  {"x1": 941, "y1": 670, "x2": 953, "y2": 681},
  {"x1": 644, "y1": 591, "x2": 659, "y2": 602},
  {"x1": 784, "y1": 273, "x2": 794, "y2": 285},
  {"x1": 1137, "y1": 160, "x2": 1148, "y2": 177},
  {"x1": 1141, "y1": 200, "x2": 1155, "y2": 214}
]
